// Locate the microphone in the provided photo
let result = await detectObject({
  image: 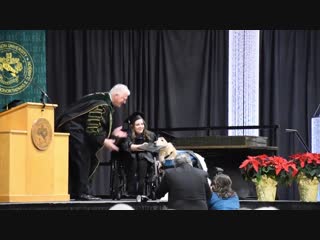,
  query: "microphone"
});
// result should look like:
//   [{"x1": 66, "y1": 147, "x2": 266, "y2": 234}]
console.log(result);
[
  {"x1": 40, "y1": 88, "x2": 49, "y2": 101},
  {"x1": 285, "y1": 129, "x2": 297, "y2": 132},
  {"x1": 32, "y1": 83, "x2": 53, "y2": 110},
  {"x1": 285, "y1": 128, "x2": 311, "y2": 152},
  {"x1": 313, "y1": 103, "x2": 320, "y2": 118},
  {"x1": 39, "y1": 88, "x2": 53, "y2": 105},
  {"x1": 38, "y1": 87, "x2": 52, "y2": 103},
  {"x1": 39, "y1": 88, "x2": 50, "y2": 110}
]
